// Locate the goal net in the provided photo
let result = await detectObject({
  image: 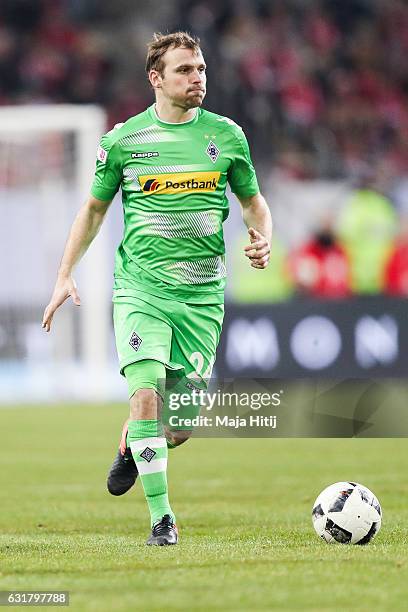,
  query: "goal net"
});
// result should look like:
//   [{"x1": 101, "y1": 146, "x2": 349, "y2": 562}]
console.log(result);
[{"x1": 0, "y1": 105, "x2": 123, "y2": 403}]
